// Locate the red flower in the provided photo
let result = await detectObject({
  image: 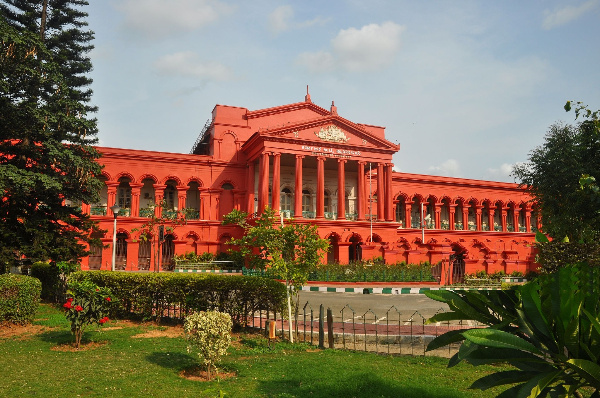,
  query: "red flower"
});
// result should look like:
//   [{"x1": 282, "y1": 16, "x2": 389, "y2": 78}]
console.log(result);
[
  {"x1": 105, "y1": 297, "x2": 111, "y2": 302},
  {"x1": 99, "y1": 317, "x2": 109, "y2": 324},
  {"x1": 67, "y1": 297, "x2": 74, "y2": 302},
  {"x1": 74, "y1": 305, "x2": 83, "y2": 312},
  {"x1": 63, "y1": 301, "x2": 73, "y2": 309}
]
